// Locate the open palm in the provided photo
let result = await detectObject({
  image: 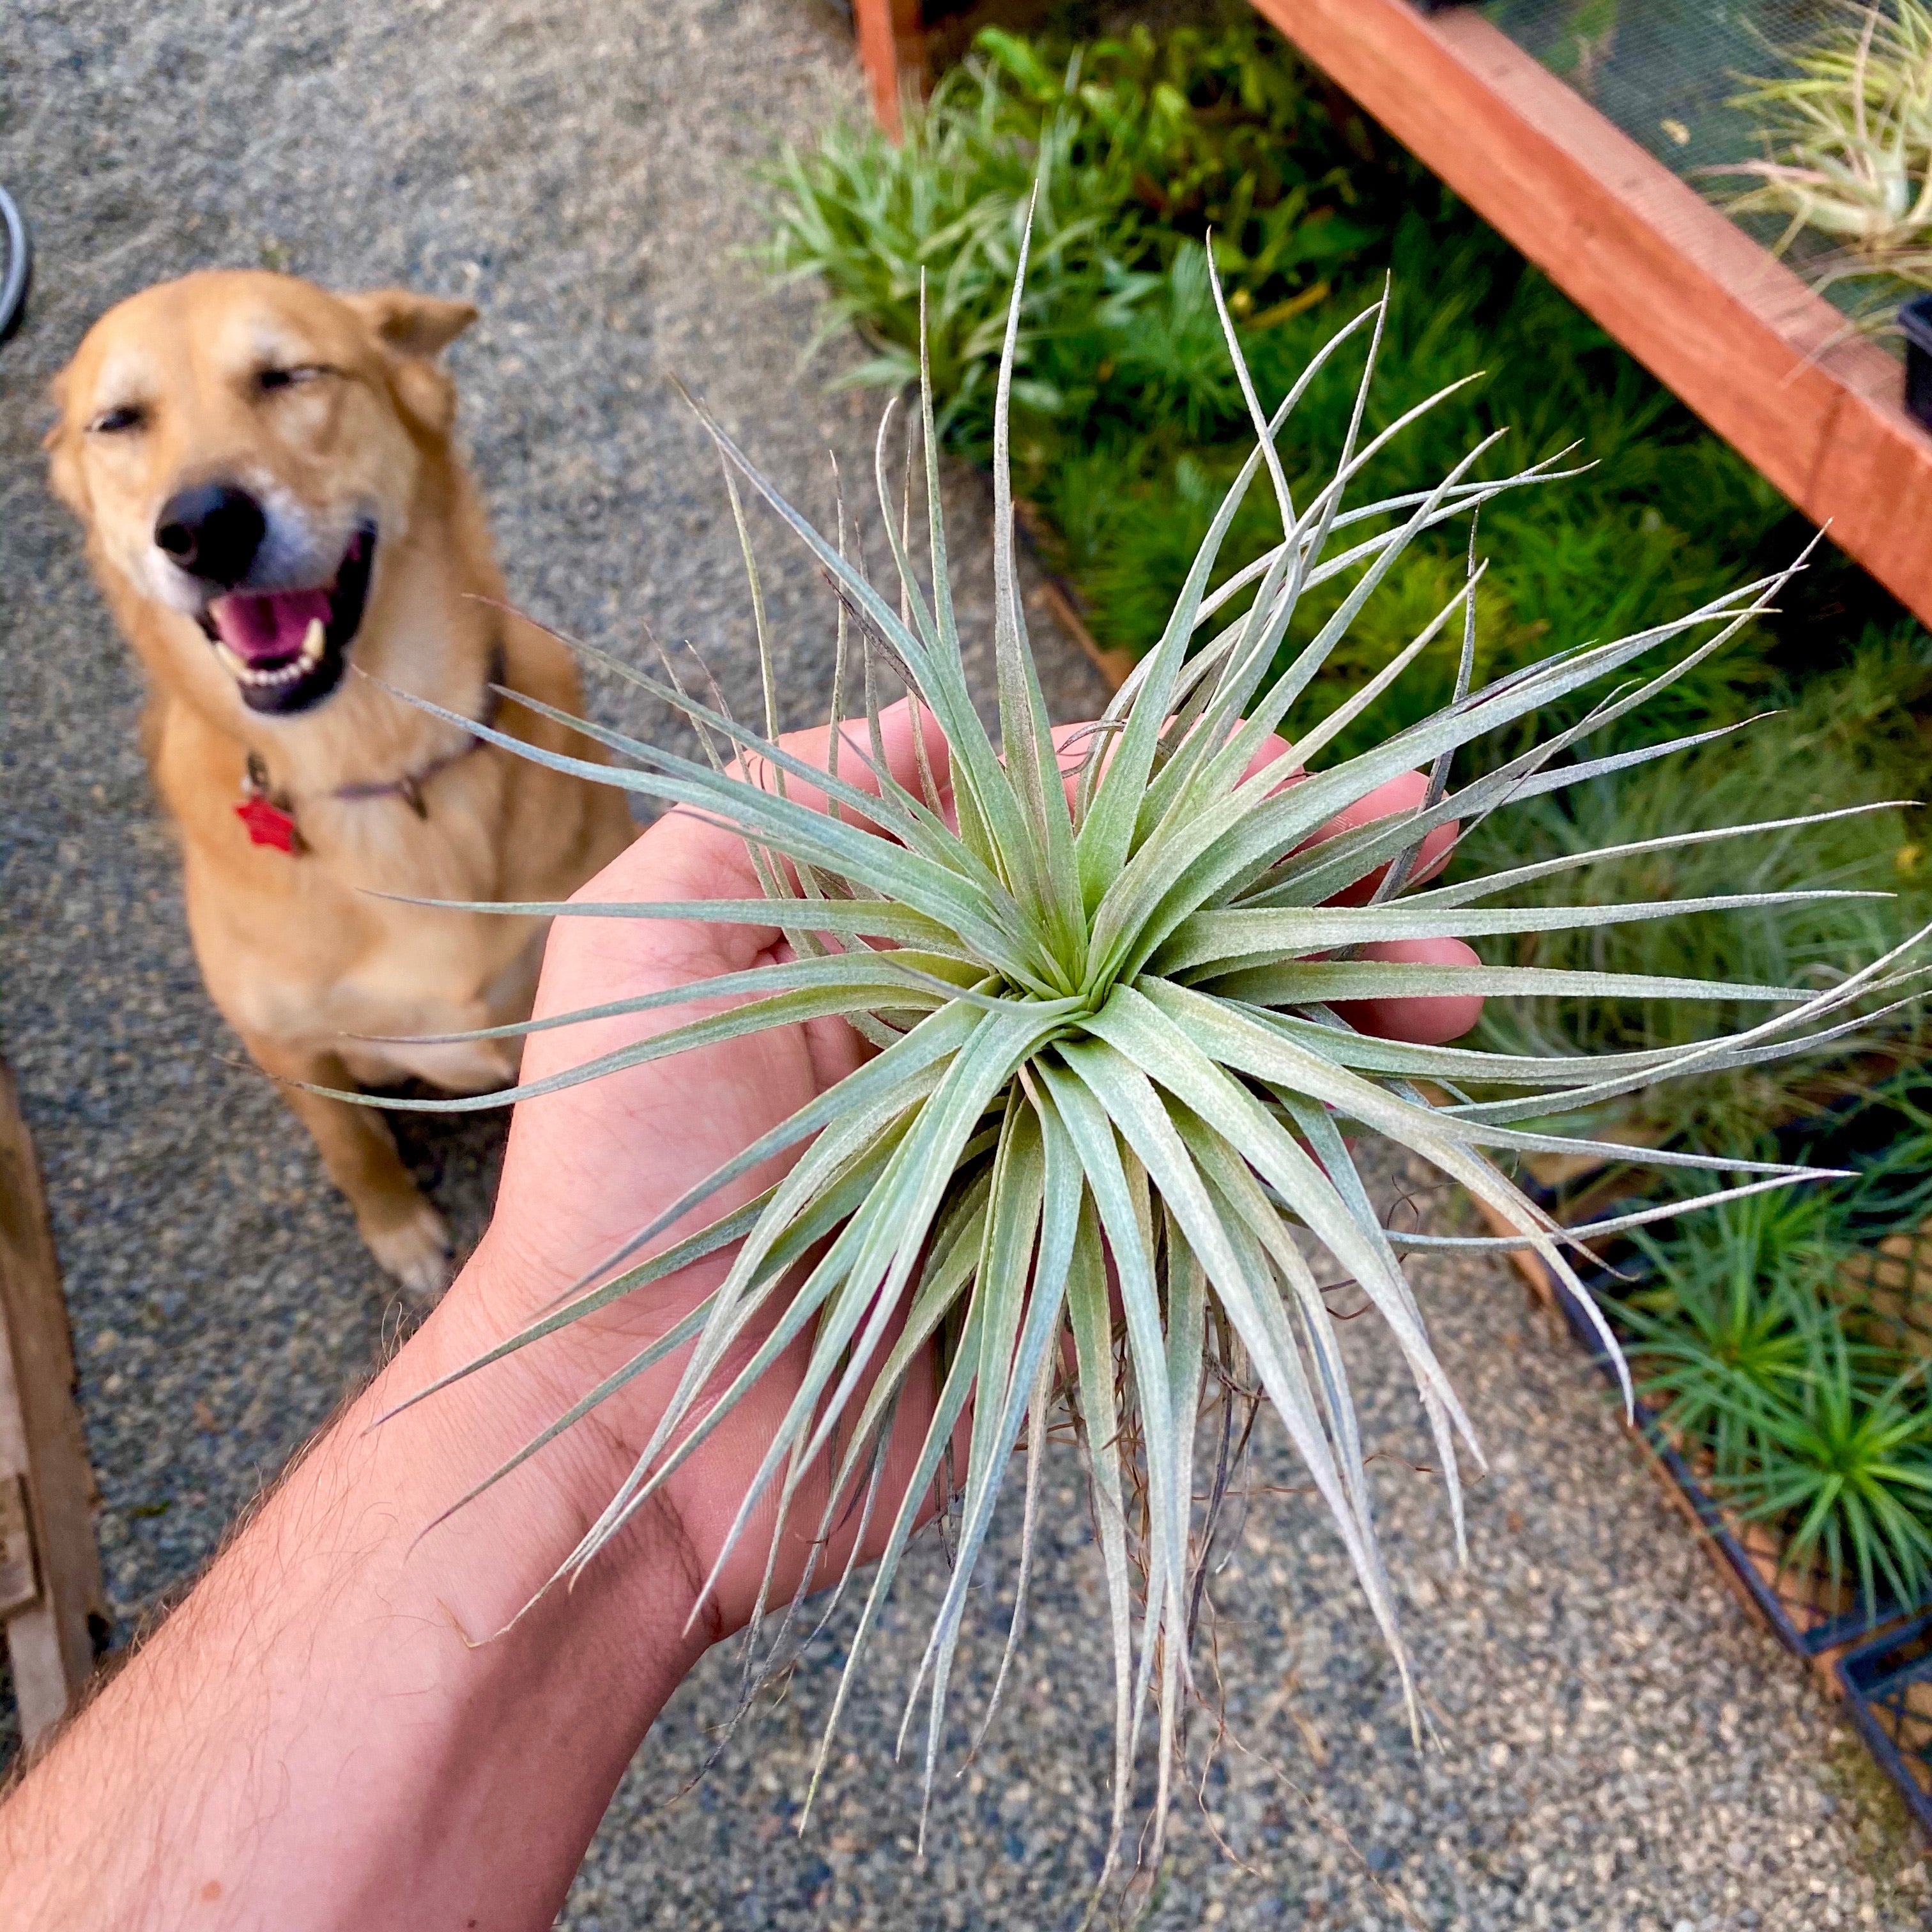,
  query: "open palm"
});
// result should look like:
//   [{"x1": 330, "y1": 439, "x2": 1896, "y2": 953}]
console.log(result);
[{"x1": 455, "y1": 697, "x2": 1478, "y2": 1643}]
